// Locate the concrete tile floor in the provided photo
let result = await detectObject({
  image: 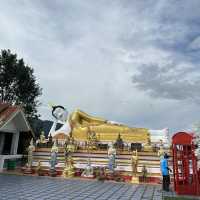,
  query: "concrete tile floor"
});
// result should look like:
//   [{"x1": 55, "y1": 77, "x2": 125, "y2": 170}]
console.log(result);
[{"x1": 0, "y1": 174, "x2": 191, "y2": 200}]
